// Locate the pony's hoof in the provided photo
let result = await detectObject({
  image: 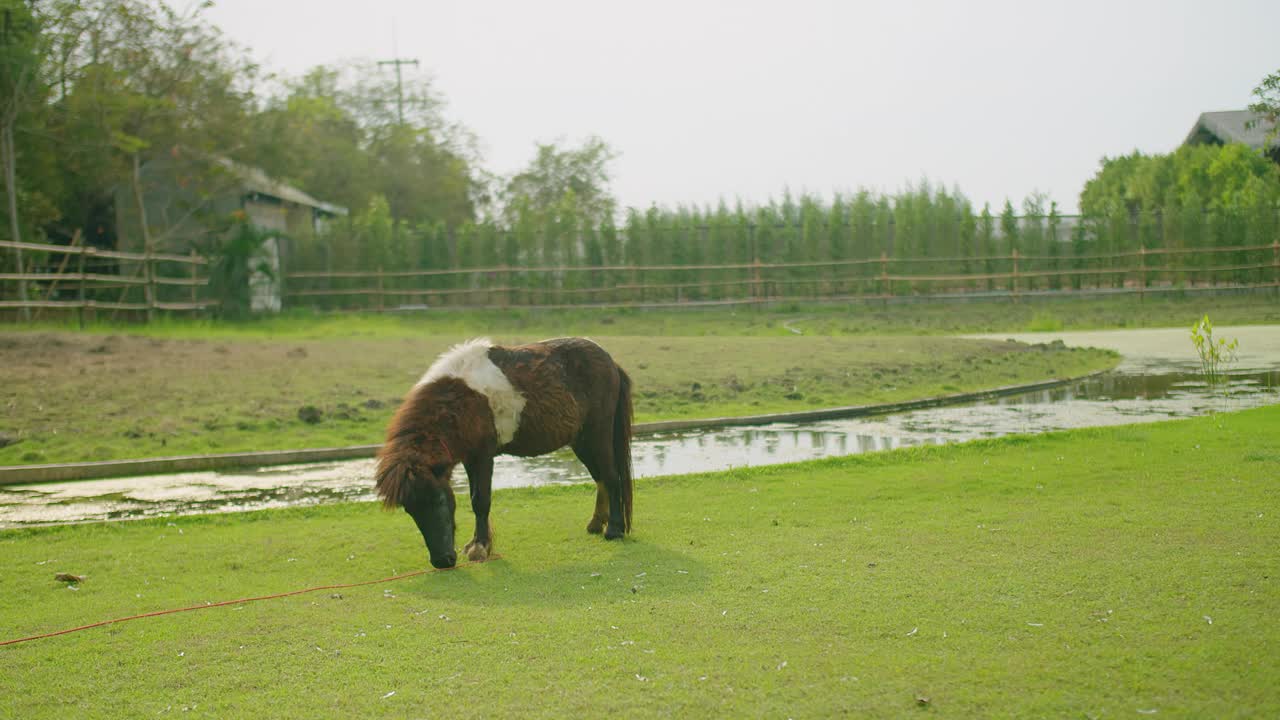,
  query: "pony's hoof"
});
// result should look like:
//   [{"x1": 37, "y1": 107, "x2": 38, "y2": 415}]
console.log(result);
[
  {"x1": 464, "y1": 541, "x2": 490, "y2": 562},
  {"x1": 604, "y1": 526, "x2": 624, "y2": 541},
  {"x1": 586, "y1": 519, "x2": 604, "y2": 534}
]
